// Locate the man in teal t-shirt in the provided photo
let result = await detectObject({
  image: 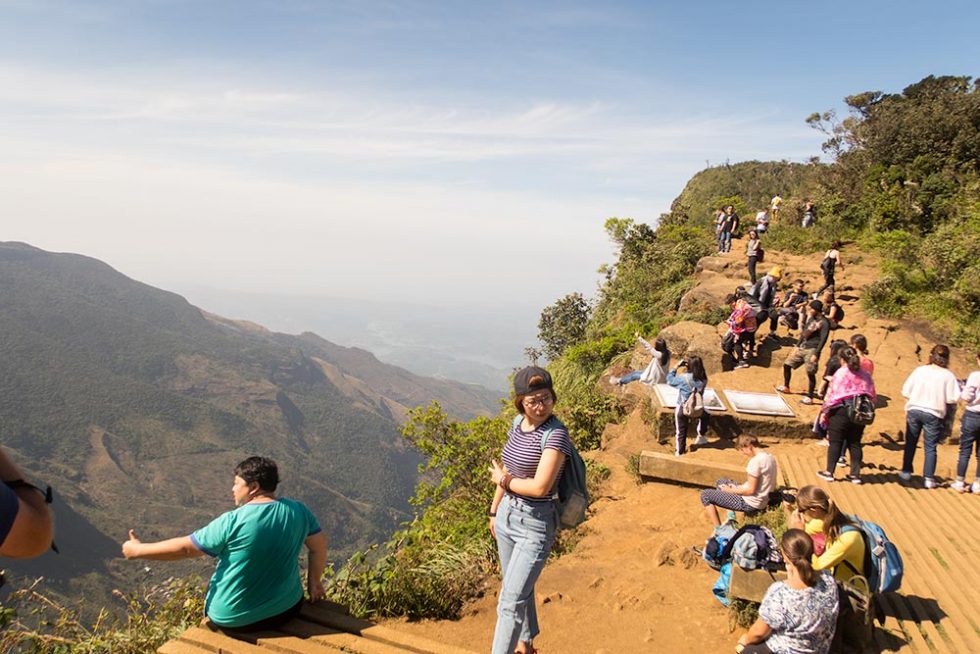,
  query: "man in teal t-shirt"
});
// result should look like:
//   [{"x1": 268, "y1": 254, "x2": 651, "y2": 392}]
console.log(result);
[{"x1": 122, "y1": 457, "x2": 327, "y2": 631}]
